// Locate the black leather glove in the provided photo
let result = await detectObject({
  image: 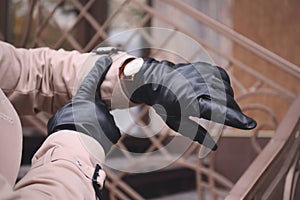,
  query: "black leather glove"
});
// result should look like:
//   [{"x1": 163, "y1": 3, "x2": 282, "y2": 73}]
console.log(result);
[
  {"x1": 47, "y1": 56, "x2": 121, "y2": 153},
  {"x1": 126, "y1": 58, "x2": 257, "y2": 150}
]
